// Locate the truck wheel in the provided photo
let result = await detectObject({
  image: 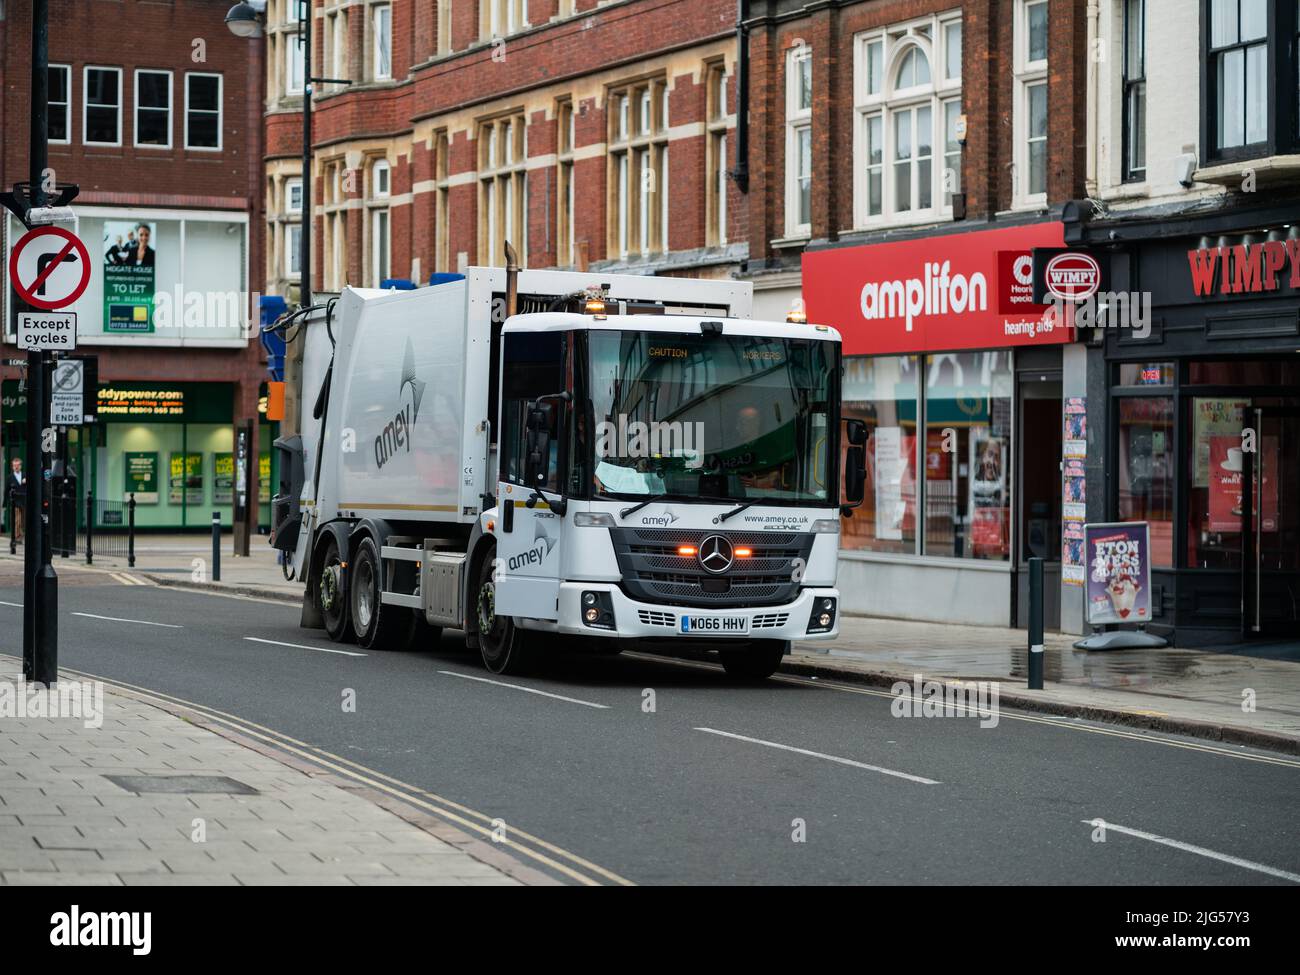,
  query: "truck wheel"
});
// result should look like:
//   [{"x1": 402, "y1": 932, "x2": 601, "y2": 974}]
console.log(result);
[
  {"x1": 350, "y1": 536, "x2": 407, "y2": 650},
  {"x1": 475, "y1": 551, "x2": 532, "y2": 674},
  {"x1": 720, "y1": 639, "x2": 789, "y2": 681},
  {"x1": 318, "y1": 536, "x2": 354, "y2": 643},
  {"x1": 403, "y1": 612, "x2": 443, "y2": 653}
]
